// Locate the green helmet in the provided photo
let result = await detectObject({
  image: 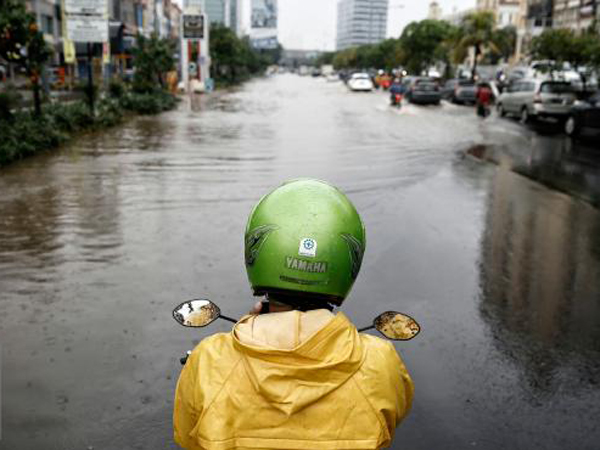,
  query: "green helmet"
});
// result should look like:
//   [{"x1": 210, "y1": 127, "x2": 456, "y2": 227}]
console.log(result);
[{"x1": 244, "y1": 179, "x2": 366, "y2": 307}]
